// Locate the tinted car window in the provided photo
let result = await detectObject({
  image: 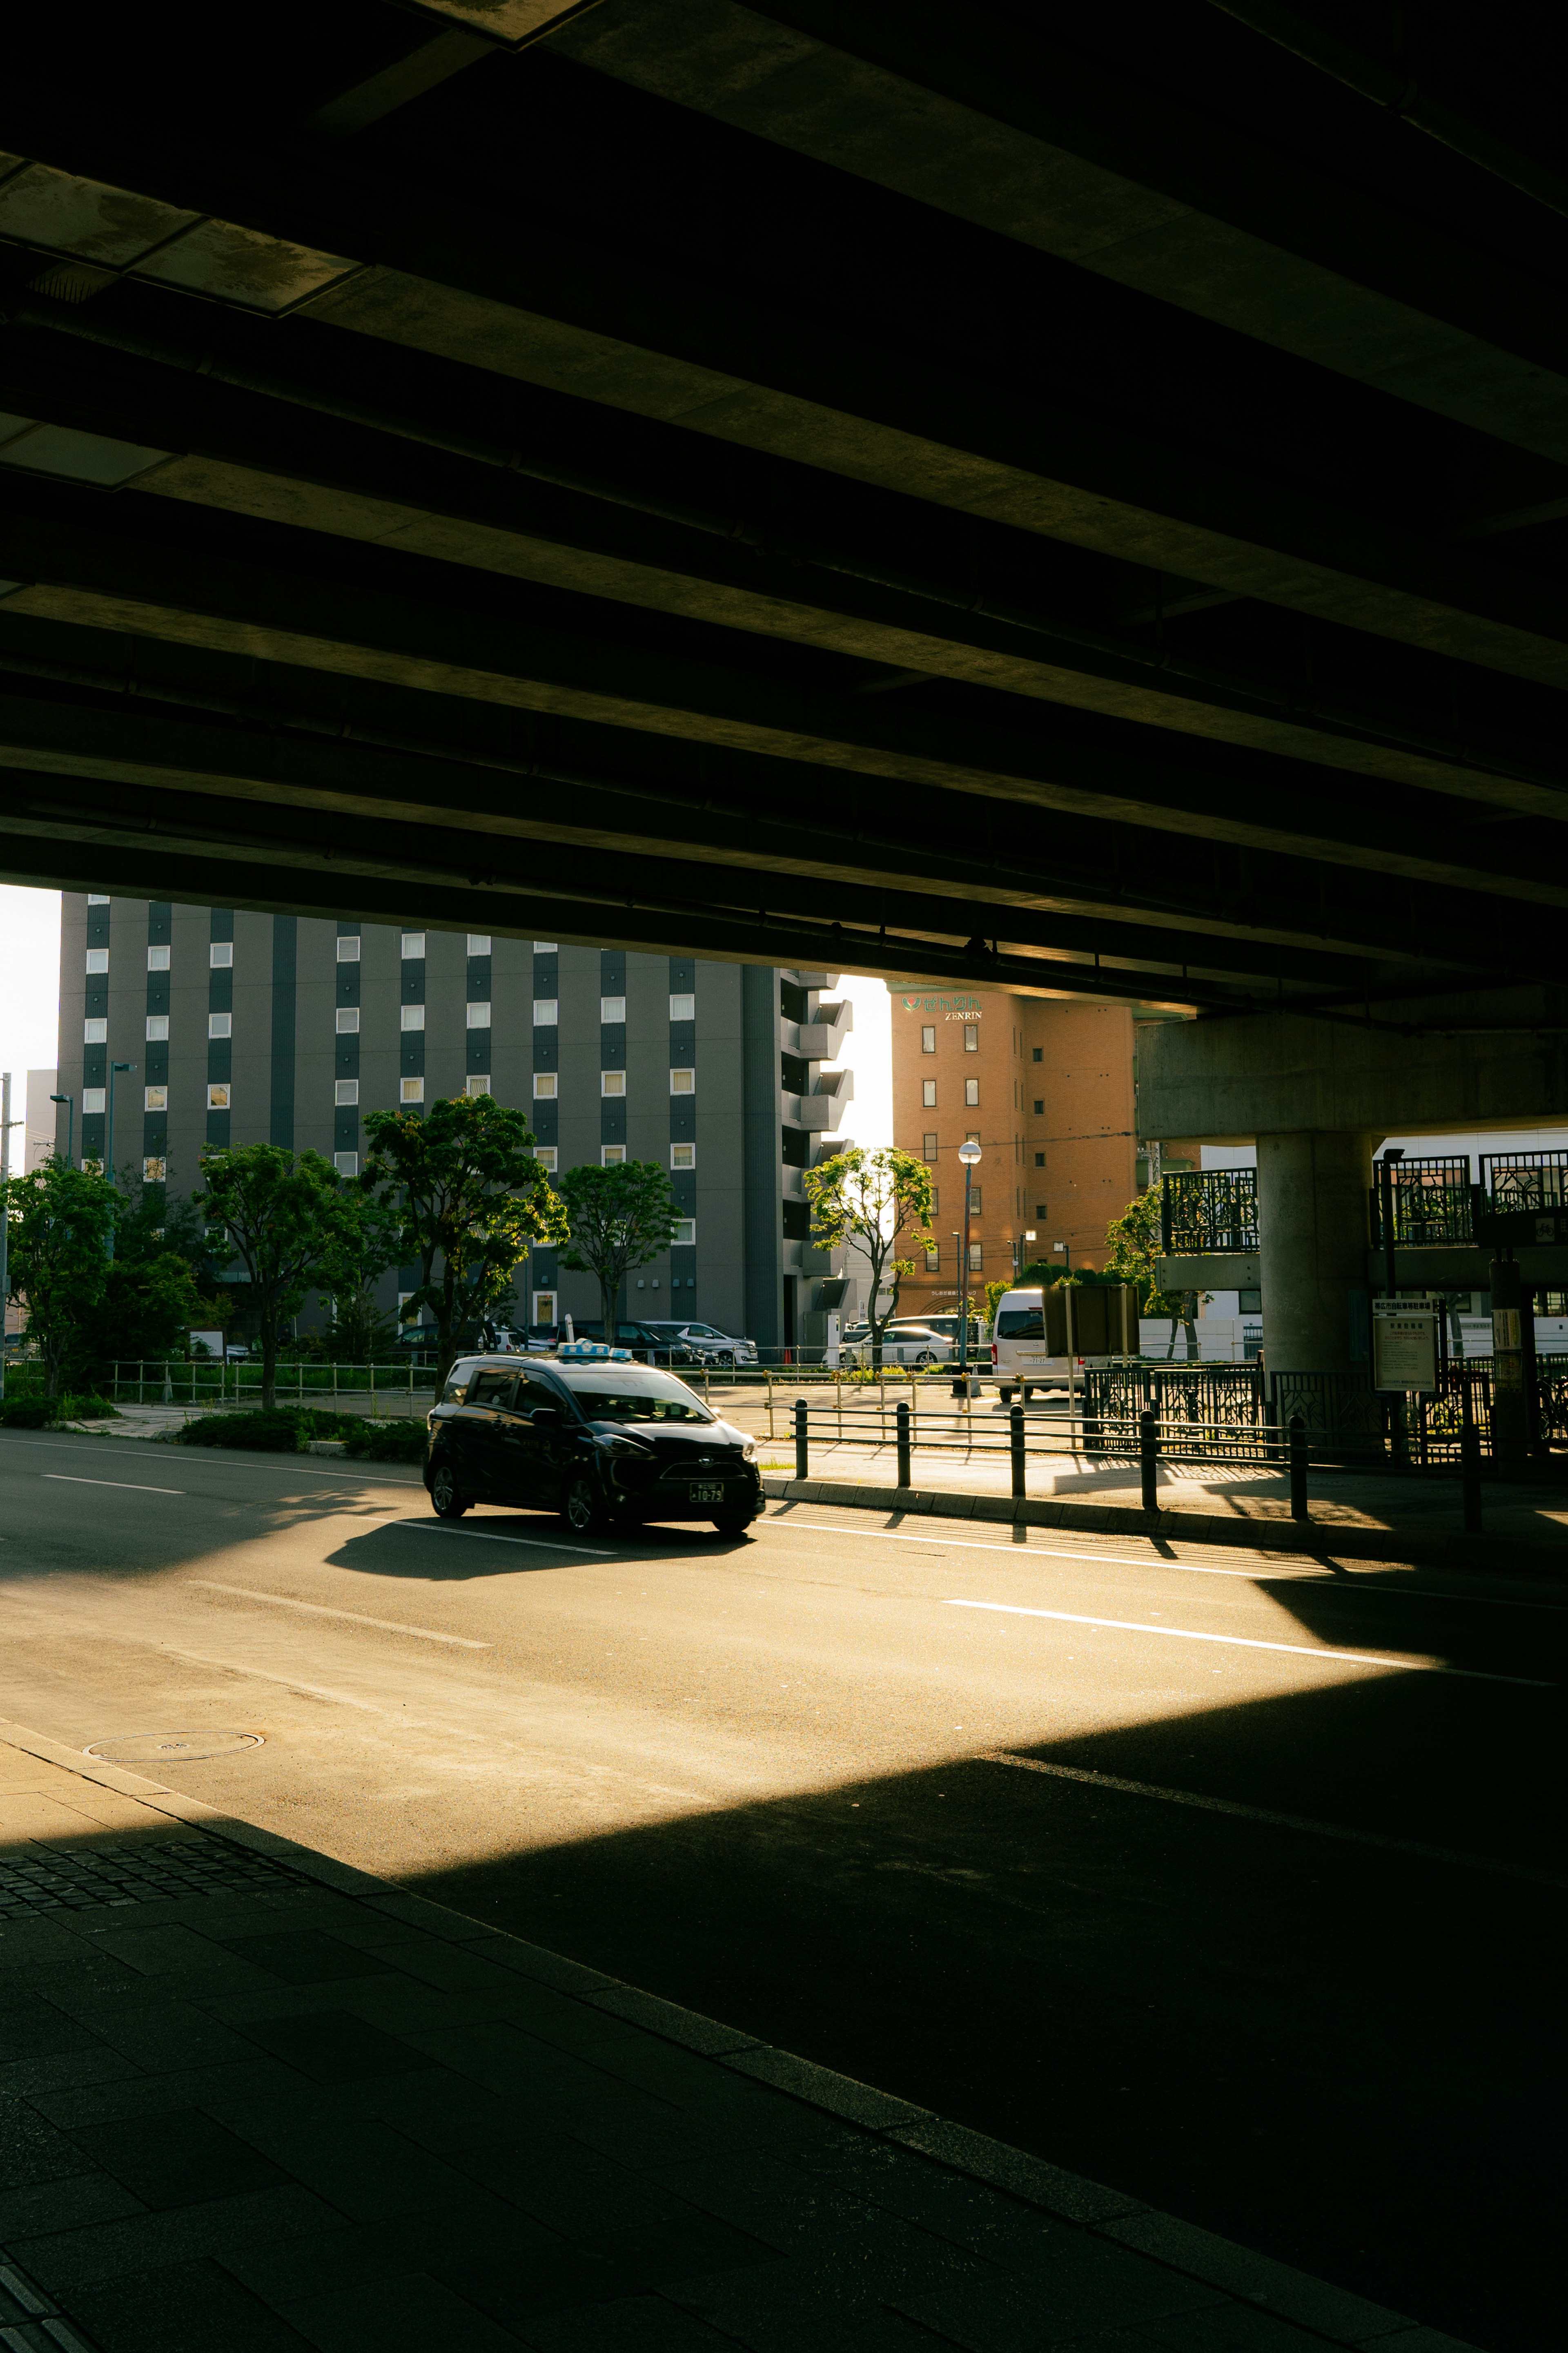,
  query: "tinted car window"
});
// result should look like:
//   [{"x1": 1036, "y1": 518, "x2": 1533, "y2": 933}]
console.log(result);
[
  {"x1": 467, "y1": 1370, "x2": 518, "y2": 1407},
  {"x1": 442, "y1": 1358, "x2": 479, "y2": 1402},
  {"x1": 996, "y1": 1309, "x2": 1045, "y2": 1338},
  {"x1": 559, "y1": 1369, "x2": 713, "y2": 1424}
]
